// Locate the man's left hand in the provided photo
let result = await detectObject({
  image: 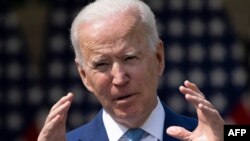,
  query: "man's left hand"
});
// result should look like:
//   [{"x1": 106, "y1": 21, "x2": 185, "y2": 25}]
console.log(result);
[{"x1": 166, "y1": 80, "x2": 224, "y2": 141}]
